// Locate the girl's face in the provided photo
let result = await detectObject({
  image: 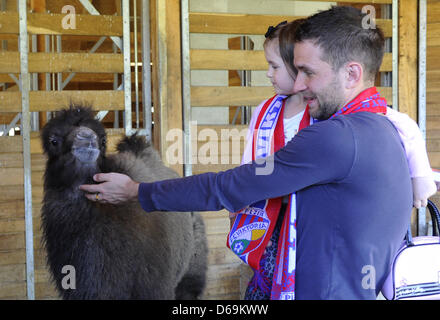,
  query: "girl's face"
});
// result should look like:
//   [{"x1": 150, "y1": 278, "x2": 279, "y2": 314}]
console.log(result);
[{"x1": 264, "y1": 39, "x2": 295, "y2": 96}]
